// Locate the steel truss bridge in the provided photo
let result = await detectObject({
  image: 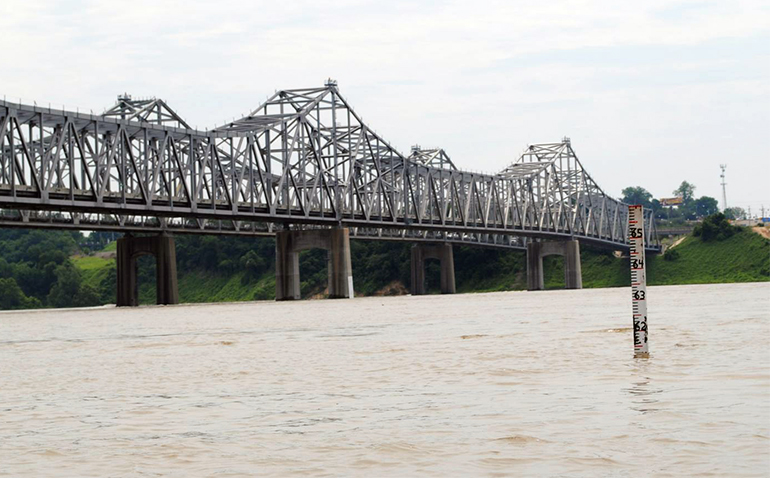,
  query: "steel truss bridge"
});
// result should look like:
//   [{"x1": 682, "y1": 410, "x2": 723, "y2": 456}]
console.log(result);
[{"x1": 0, "y1": 82, "x2": 659, "y2": 251}]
